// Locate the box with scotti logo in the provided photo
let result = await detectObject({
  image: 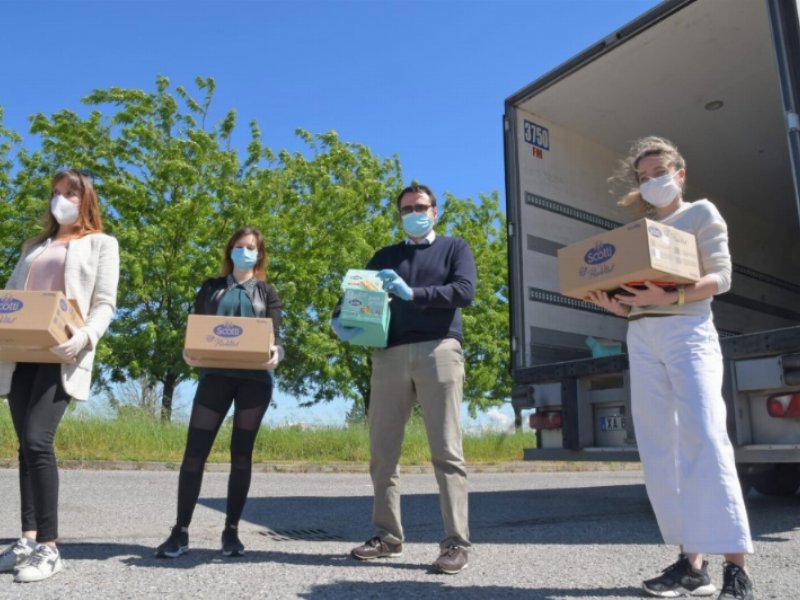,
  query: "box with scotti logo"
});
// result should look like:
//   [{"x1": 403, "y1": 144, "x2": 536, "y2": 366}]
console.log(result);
[
  {"x1": 183, "y1": 315, "x2": 274, "y2": 369},
  {"x1": 558, "y1": 218, "x2": 701, "y2": 300},
  {"x1": 0, "y1": 291, "x2": 86, "y2": 364},
  {"x1": 339, "y1": 269, "x2": 390, "y2": 348}
]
